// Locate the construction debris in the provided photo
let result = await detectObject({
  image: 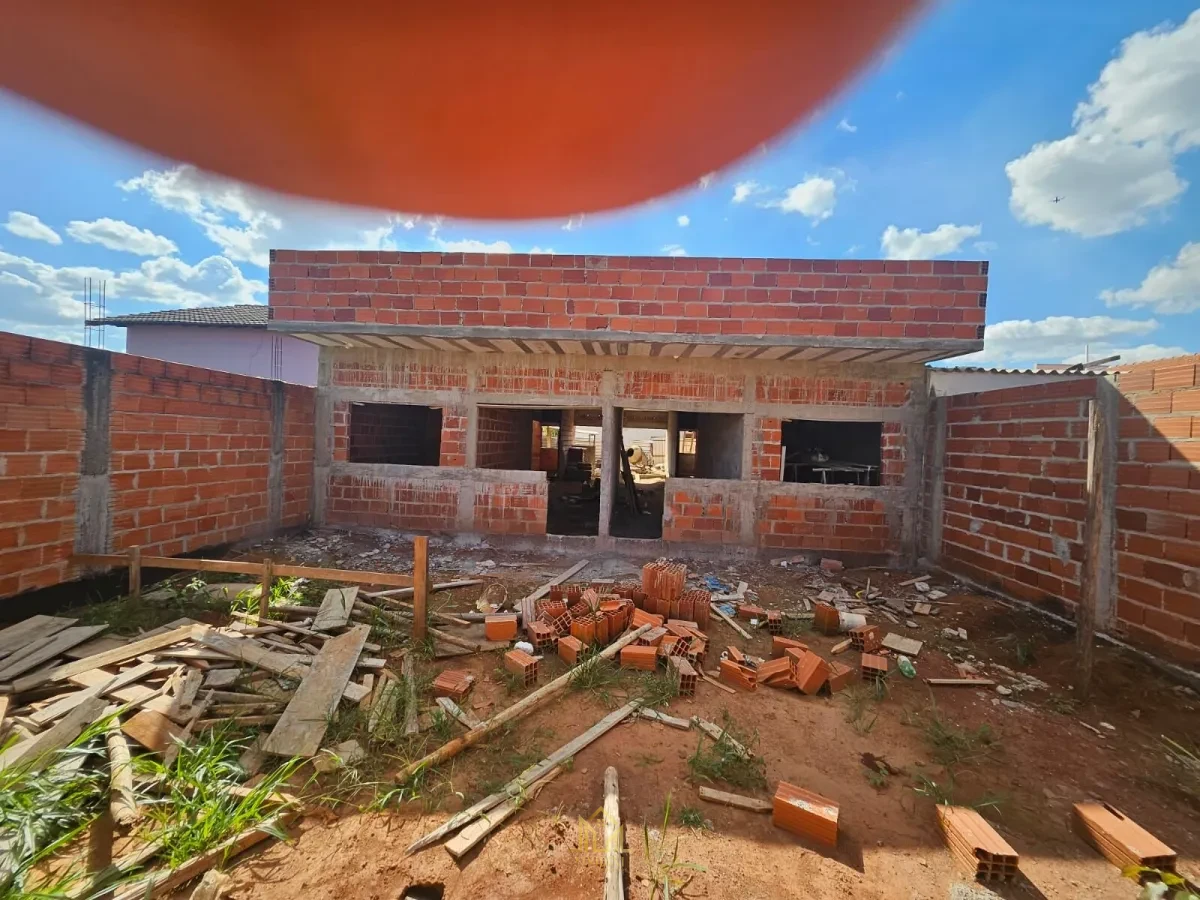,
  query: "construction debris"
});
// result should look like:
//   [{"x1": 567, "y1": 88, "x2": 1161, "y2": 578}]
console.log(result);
[
  {"x1": 698, "y1": 786, "x2": 773, "y2": 813},
  {"x1": 881, "y1": 632, "x2": 923, "y2": 657}
]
